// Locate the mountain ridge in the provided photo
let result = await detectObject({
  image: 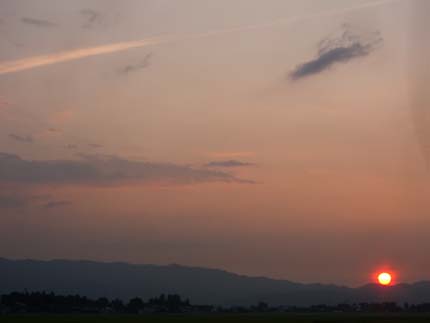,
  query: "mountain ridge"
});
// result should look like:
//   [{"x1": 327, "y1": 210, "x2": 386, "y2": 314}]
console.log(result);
[{"x1": 0, "y1": 258, "x2": 429, "y2": 306}]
